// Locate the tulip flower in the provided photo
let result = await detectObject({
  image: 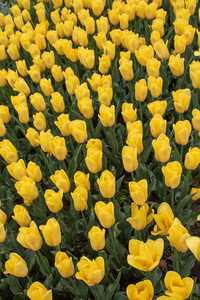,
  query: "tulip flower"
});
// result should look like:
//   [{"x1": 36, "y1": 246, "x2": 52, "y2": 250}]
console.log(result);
[
  {"x1": 50, "y1": 92, "x2": 65, "y2": 113},
  {"x1": 0, "y1": 105, "x2": 10, "y2": 123},
  {"x1": 0, "y1": 222, "x2": 6, "y2": 243},
  {"x1": 51, "y1": 65, "x2": 64, "y2": 82},
  {"x1": 76, "y1": 256, "x2": 105, "y2": 286},
  {"x1": 135, "y1": 45, "x2": 154, "y2": 67},
  {"x1": 152, "y1": 134, "x2": 171, "y2": 163},
  {"x1": 28, "y1": 65, "x2": 41, "y2": 83},
  {"x1": 126, "y1": 280, "x2": 154, "y2": 300},
  {"x1": 103, "y1": 41, "x2": 115, "y2": 61},
  {"x1": 127, "y1": 203, "x2": 153, "y2": 230},
  {"x1": 192, "y1": 109, "x2": 200, "y2": 131},
  {"x1": 27, "y1": 282, "x2": 52, "y2": 300},
  {"x1": 127, "y1": 238, "x2": 164, "y2": 271},
  {"x1": 55, "y1": 114, "x2": 71, "y2": 136},
  {"x1": 71, "y1": 186, "x2": 88, "y2": 211},
  {"x1": 30, "y1": 93, "x2": 46, "y2": 112},
  {"x1": 12, "y1": 205, "x2": 31, "y2": 227},
  {"x1": 74, "y1": 171, "x2": 90, "y2": 191},
  {"x1": 17, "y1": 221, "x2": 42, "y2": 251},
  {"x1": 97, "y1": 85, "x2": 113, "y2": 106},
  {"x1": 164, "y1": 271, "x2": 194, "y2": 299},
  {"x1": 184, "y1": 147, "x2": 200, "y2": 170},
  {"x1": 162, "y1": 161, "x2": 182, "y2": 189},
  {"x1": 26, "y1": 161, "x2": 42, "y2": 182},
  {"x1": 33, "y1": 112, "x2": 46, "y2": 131},
  {"x1": 40, "y1": 78, "x2": 54, "y2": 97},
  {"x1": 97, "y1": 170, "x2": 115, "y2": 199},
  {"x1": 129, "y1": 179, "x2": 148, "y2": 205},
  {"x1": 87, "y1": 73, "x2": 102, "y2": 92},
  {"x1": 126, "y1": 131, "x2": 143, "y2": 154},
  {"x1": 49, "y1": 136, "x2": 67, "y2": 161},
  {"x1": 146, "y1": 58, "x2": 161, "y2": 78},
  {"x1": 191, "y1": 187, "x2": 200, "y2": 200},
  {"x1": 190, "y1": 60, "x2": 200, "y2": 89},
  {"x1": 121, "y1": 103, "x2": 137, "y2": 123},
  {"x1": 40, "y1": 218, "x2": 61, "y2": 247},
  {"x1": 44, "y1": 189, "x2": 63, "y2": 213},
  {"x1": 126, "y1": 120, "x2": 143, "y2": 136},
  {"x1": 0, "y1": 209, "x2": 7, "y2": 224},
  {"x1": 186, "y1": 236, "x2": 200, "y2": 260},
  {"x1": 88, "y1": 226, "x2": 105, "y2": 251},
  {"x1": 85, "y1": 148, "x2": 102, "y2": 174},
  {"x1": 7, "y1": 159, "x2": 27, "y2": 181},
  {"x1": 55, "y1": 251, "x2": 75, "y2": 278},
  {"x1": 135, "y1": 79, "x2": 148, "y2": 102},
  {"x1": 99, "y1": 54, "x2": 111, "y2": 74},
  {"x1": 15, "y1": 176, "x2": 38, "y2": 206},
  {"x1": 167, "y1": 218, "x2": 190, "y2": 253},
  {"x1": 149, "y1": 114, "x2": 167, "y2": 138},
  {"x1": 173, "y1": 120, "x2": 192, "y2": 145},
  {"x1": 75, "y1": 82, "x2": 90, "y2": 101},
  {"x1": 119, "y1": 60, "x2": 134, "y2": 81},
  {"x1": 172, "y1": 89, "x2": 191, "y2": 113},
  {"x1": 151, "y1": 202, "x2": 174, "y2": 236},
  {"x1": 98, "y1": 104, "x2": 115, "y2": 127},
  {"x1": 50, "y1": 169, "x2": 70, "y2": 193},
  {"x1": 169, "y1": 54, "x2": 185, "y2": 77},
  {"x1": 153, "y1": 39, "x2": 169, "y2": 60},
  {"x1": 147, "y1": 76, "x2": 163, "y2": 98},
  {"x1": 122, "y1": 146, "x2": 138, "y2": 173},
  {"x1": 95, "y1": 201, "x2": 115, "y2": 228},
  {"x1": 4, "y1": 253, "x2": 28, "y2": 277},
  {"x1": 69, "y1": 120, "x2": 87, "y2": 143}
]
